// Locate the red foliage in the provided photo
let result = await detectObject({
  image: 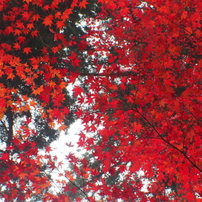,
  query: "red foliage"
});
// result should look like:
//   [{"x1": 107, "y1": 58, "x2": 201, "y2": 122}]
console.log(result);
[
  {"x1": 77, "y1": 0, "x2": 202, "y2": 201},
  {"x1": 0, "y1": 0, "x2": 202, "y2": 201}
]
